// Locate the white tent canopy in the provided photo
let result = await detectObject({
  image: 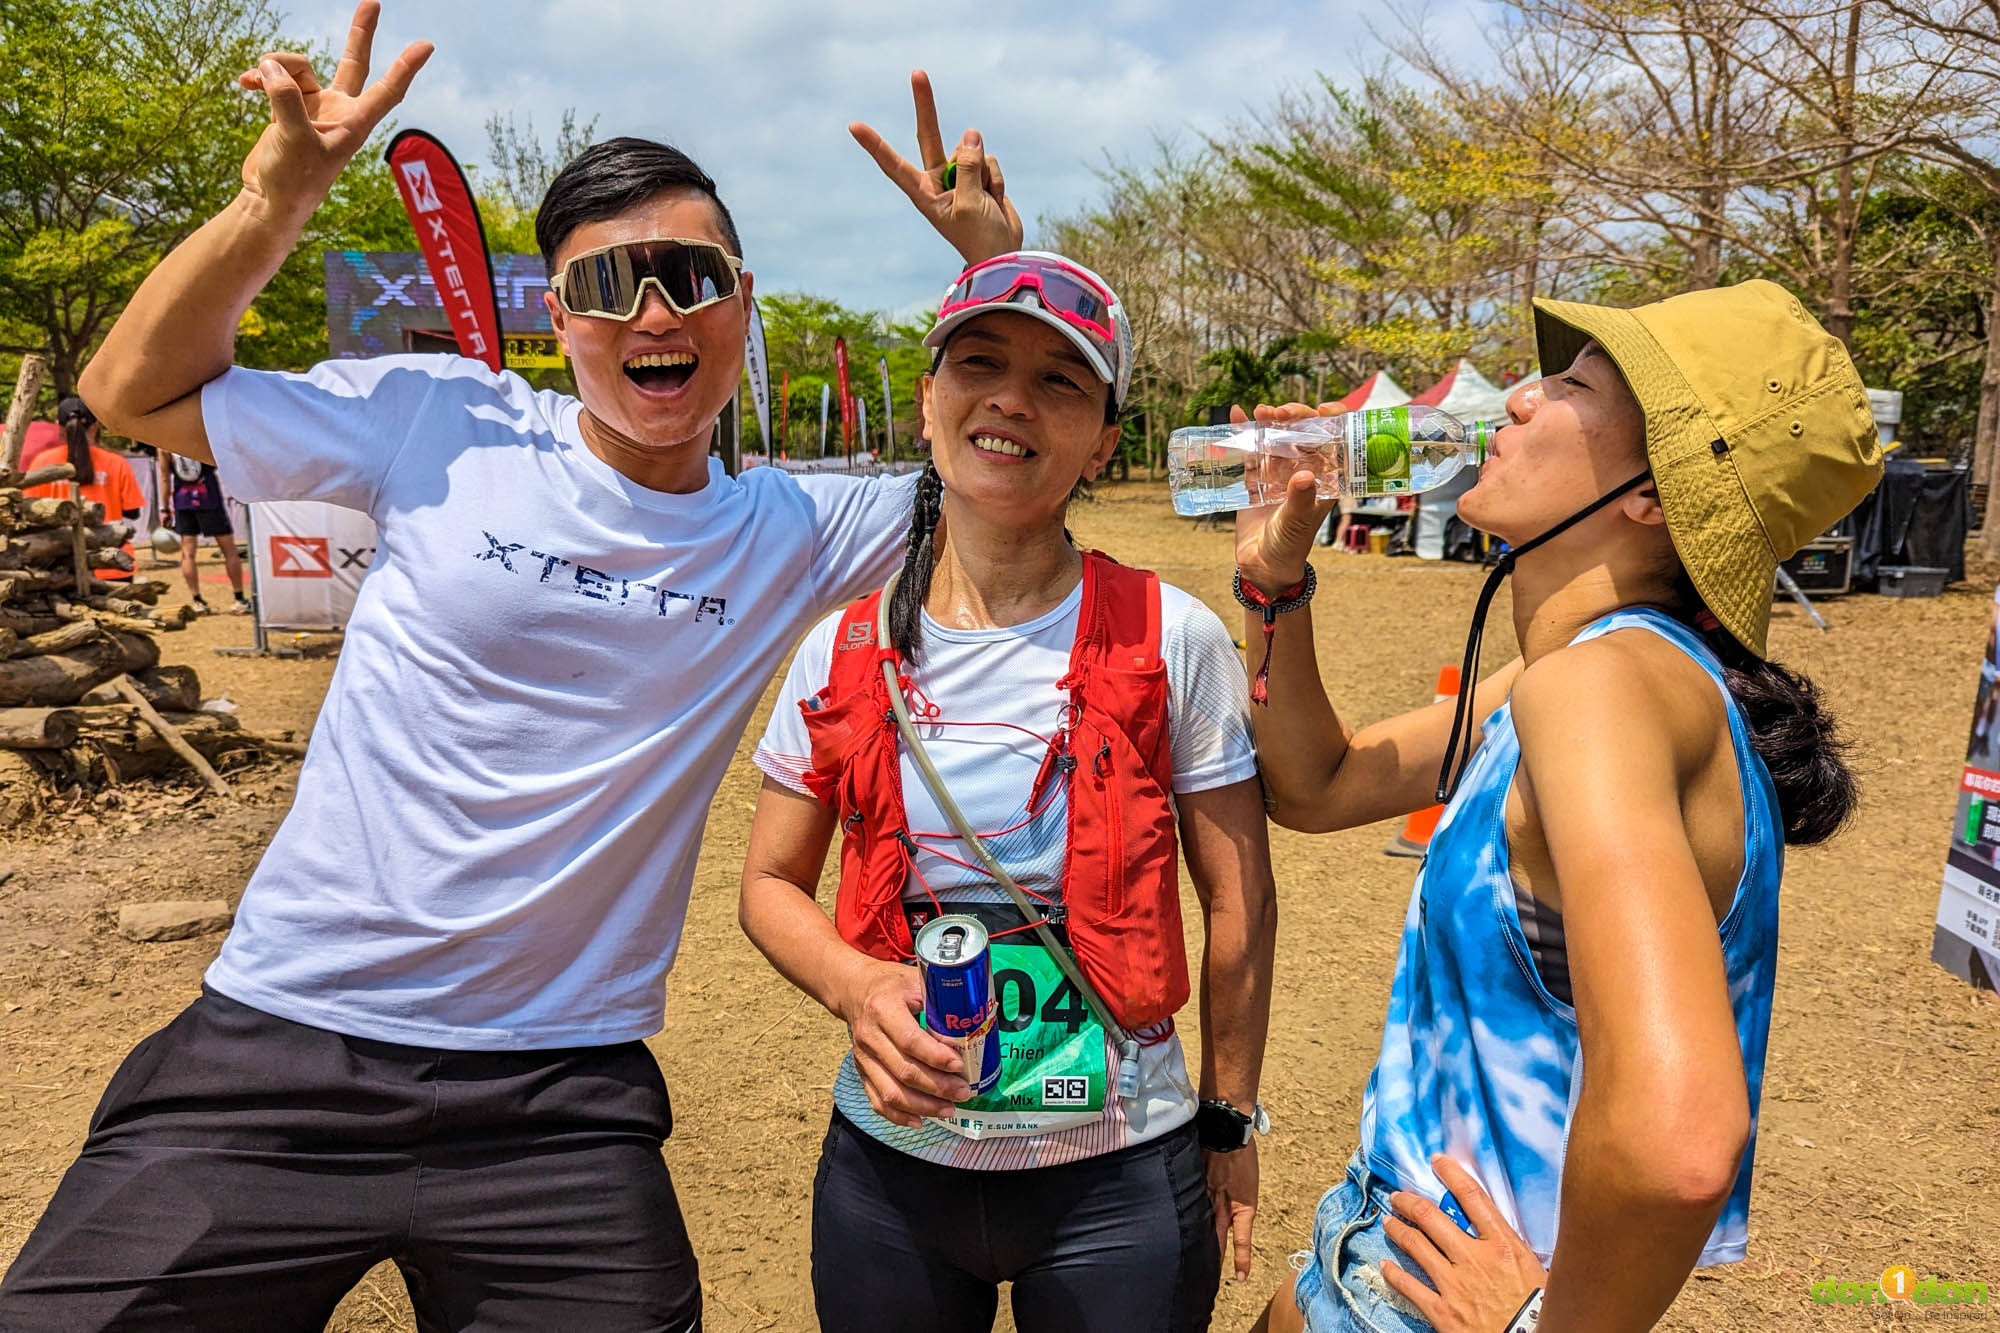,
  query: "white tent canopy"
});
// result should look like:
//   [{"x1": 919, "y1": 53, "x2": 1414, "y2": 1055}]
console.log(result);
[
  {"x1": 1412, "y1": 358, "x2": 1512, "y2": 423},
  {"x1": 1333, "y1": 370, "x2": 1411, "y2": 412}
]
